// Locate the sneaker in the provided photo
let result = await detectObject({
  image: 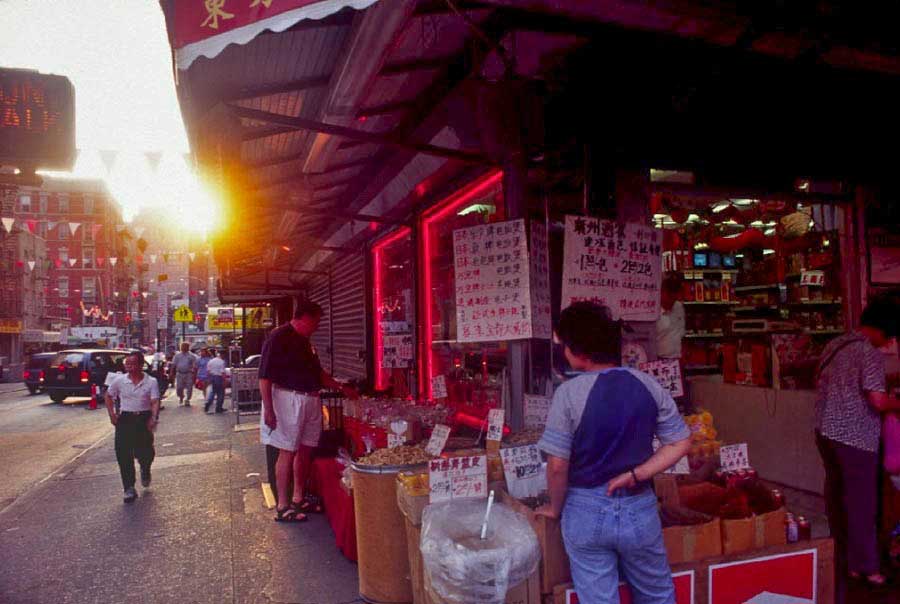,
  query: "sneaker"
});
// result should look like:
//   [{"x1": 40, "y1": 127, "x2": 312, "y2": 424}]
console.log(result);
[
  {"x1": 185, "y1": 400, "x2": 191, "y2": 406},
  {"x1": 140, "y1": 470, "x2": 151, "y2": 488},
  {"x1": 178, "y1": 399, "x2": 184, "y2": 406},
  {"x1": 123, "y1": 487, "x2": 137, "y2": 503},
  {"x1": 204, "y1": 403, "x2": 211, "y2": 413},
  {"x1": 215, "y1": 408, "x2": 225, "y2": 413}
]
